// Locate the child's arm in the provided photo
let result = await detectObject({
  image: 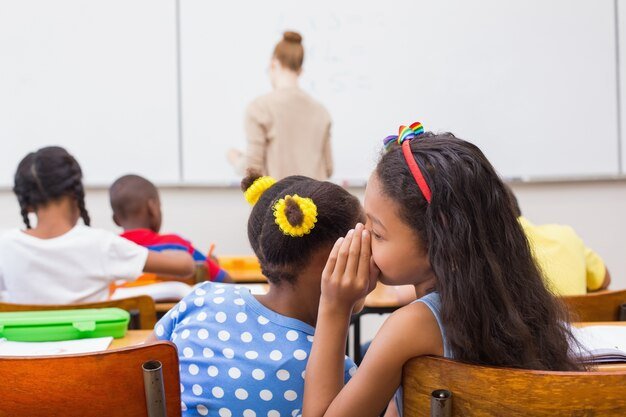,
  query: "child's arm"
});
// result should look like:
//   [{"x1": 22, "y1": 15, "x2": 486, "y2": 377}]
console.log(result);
[
  {"x1": 302, "y1": 225, "x2": 443, "y2": 417},
  {"x1": 143, "y1": 250, "x2": 195, "y2": 278}
]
